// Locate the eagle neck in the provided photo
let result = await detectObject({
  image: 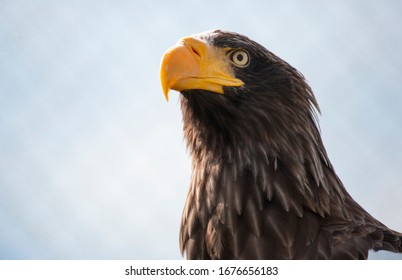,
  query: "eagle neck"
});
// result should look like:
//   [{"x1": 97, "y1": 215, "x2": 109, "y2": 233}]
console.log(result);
[{"x1": 180, "y1": 92, "x2": 346, "y2": 218}]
